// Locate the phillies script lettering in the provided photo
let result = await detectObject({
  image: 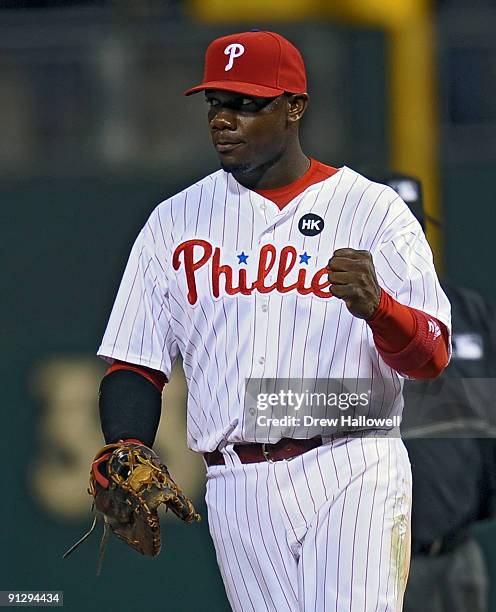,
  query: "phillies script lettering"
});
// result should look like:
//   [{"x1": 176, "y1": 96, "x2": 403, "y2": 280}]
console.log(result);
[{"x1": 172, "y1": 239, "x2": 333, "y2": 305}]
